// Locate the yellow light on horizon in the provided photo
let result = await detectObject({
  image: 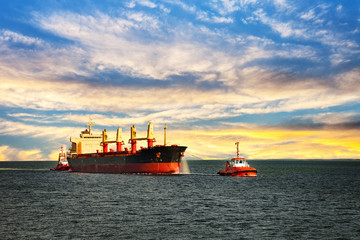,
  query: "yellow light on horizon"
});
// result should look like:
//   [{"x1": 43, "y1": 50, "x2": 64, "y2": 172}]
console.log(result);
[{"x1": 170, "y1": 128, "x2": 360, "y2": 160}]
